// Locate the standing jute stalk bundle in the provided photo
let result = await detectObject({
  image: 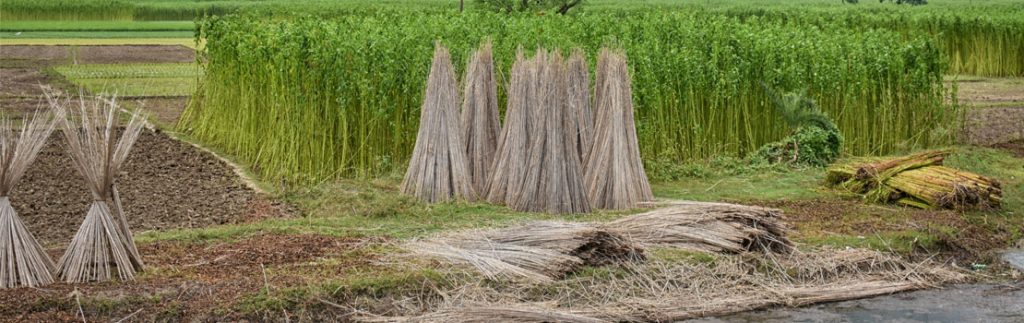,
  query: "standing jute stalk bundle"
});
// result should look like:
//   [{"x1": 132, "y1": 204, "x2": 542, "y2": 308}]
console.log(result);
[
  {"x1": 584, "y1": 49, "x2": 653, "y2": 210},
  {"x1": 566, "y1": 50, "x2": 594, "y2": 164},
  {"x1": 49, "y1": 95, "x2": 147, "y2": 283},
  {"x1": 0, "y1": 111, "x2": 61, "y2": 288},
  {"x1": 486, "y1": 50, "x2": 531, "y2": 205},
  {"x1": 510, "y1": 49, "x2": 591, "y2": 214},
  {"x1": 461, "y1": 40, "x2": 501, "y2": 196},
  {"x1": 402, "y1": 43, "x2": 476, "y2": 203}
]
